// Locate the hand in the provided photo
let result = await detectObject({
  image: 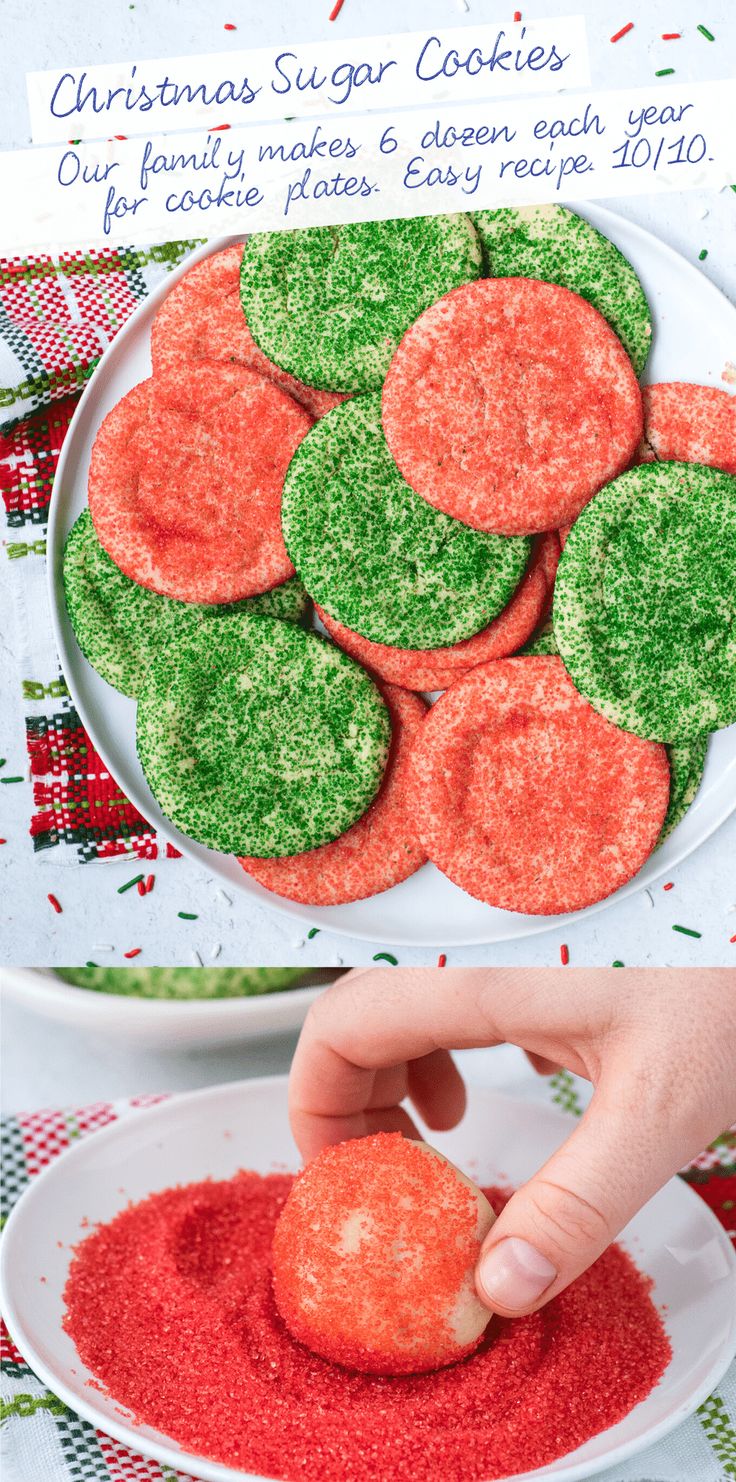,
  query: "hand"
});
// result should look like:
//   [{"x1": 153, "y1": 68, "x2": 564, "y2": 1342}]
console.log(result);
[{"x1": 289, "y1": 967, "x2": 736, "y2": 1319}]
